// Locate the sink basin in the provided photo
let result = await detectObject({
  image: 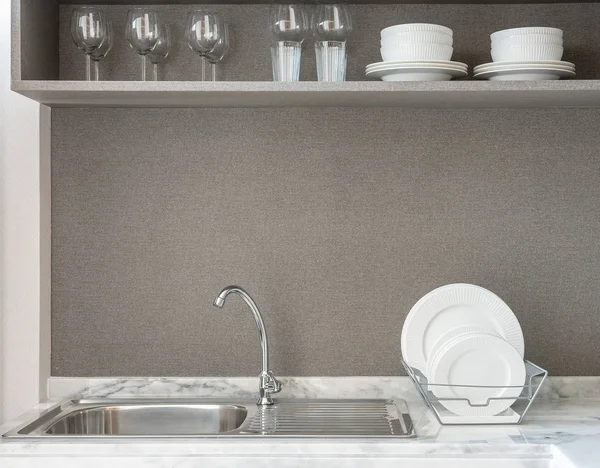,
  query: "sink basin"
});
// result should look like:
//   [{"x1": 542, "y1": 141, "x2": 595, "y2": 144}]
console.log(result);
[
  {"x1": 3, "y1": 398, "x2": 415, "y2": 438},
  {"x1": 46, "y1": 403, "x2": 247, "y2": 436}
]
